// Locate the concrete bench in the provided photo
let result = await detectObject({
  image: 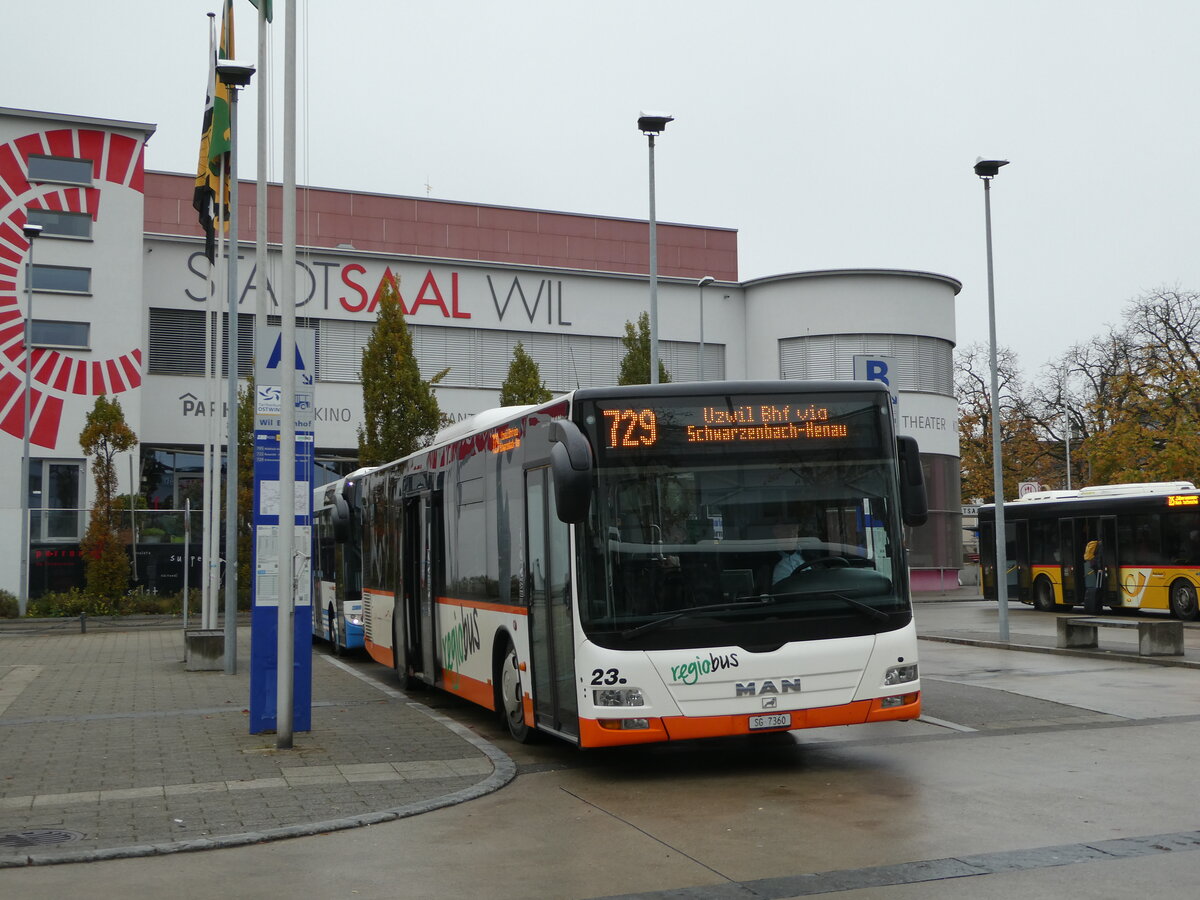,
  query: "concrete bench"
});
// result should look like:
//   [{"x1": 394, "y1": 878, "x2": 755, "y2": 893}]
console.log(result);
[{"x1": 1056, "y1": 616, "x2": 1184, "y2": 657}]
